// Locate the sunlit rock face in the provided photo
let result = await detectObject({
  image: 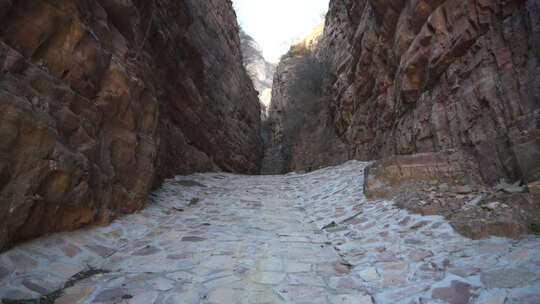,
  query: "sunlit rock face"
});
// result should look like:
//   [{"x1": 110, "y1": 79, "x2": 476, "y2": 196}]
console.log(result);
[
  {"x1": 0, "y1": 0, "x2": 261, "y2": 251},
  {"x1": 271, "y1": 0, "x2": 540, "y2": 185},
  {"x1": 240, "y1": 31, "x2": 276, "y2": 119}
]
